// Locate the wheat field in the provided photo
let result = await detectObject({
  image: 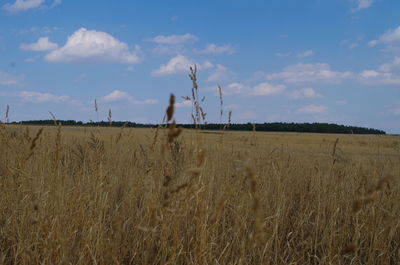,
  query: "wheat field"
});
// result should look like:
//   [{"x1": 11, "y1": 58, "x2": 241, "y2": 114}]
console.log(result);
[{"x1": 0, "y1": 121, "x2": 399, "y2": 265}]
